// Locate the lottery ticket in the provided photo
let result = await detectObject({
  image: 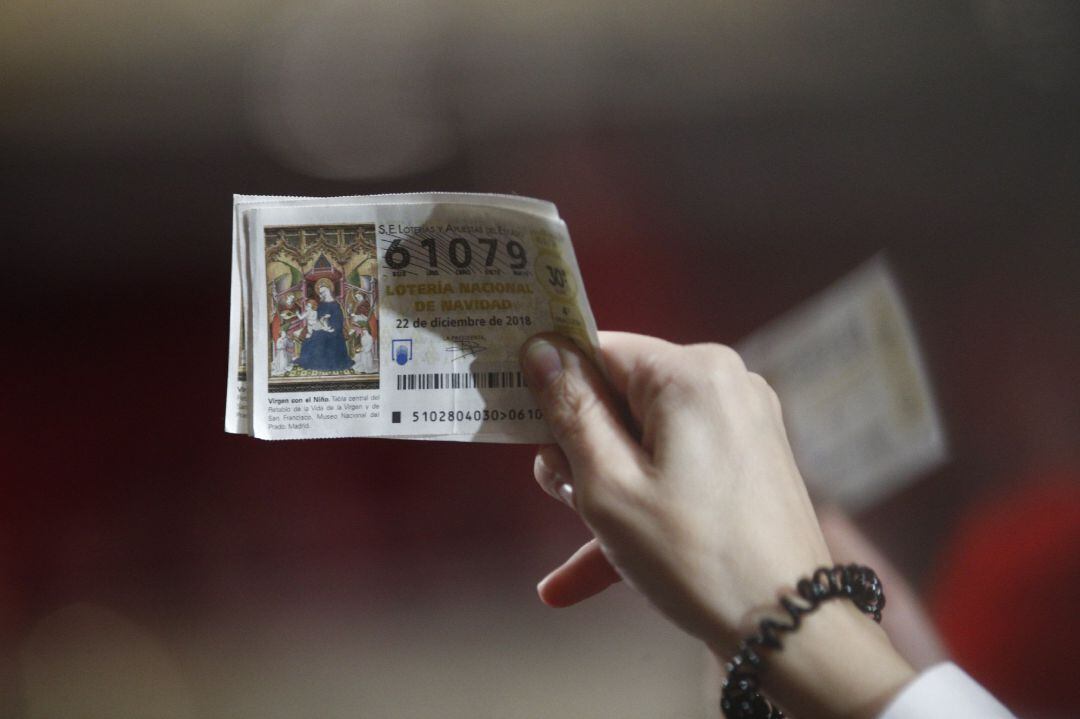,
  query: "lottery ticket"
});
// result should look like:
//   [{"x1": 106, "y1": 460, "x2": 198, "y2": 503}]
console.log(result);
[
  {"x1": 225, "y1": 194, "x2": 598, "y2": 442},
  {"x1": 737, "y1": 258, "x2": 947, "y2": 509}
]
